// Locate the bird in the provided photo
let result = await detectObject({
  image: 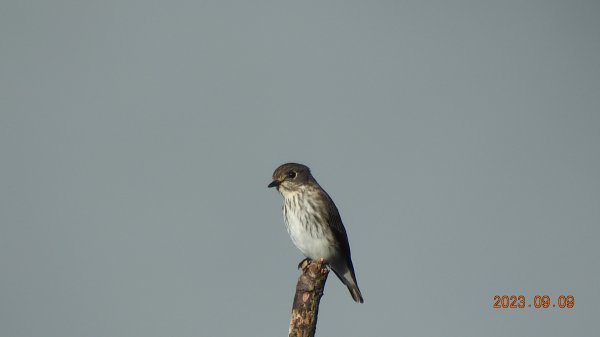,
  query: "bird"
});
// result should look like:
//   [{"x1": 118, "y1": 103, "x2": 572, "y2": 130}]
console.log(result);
[{"x1": 268, "y1": 163, "x2": 363, "y2": 303}]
